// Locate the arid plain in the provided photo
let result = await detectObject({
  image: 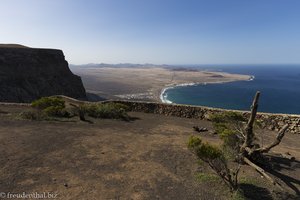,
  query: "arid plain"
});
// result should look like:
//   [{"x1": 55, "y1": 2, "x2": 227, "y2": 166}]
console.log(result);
[{"x1": 71, "y1": 66, "x2": 251, "y2": 101}]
